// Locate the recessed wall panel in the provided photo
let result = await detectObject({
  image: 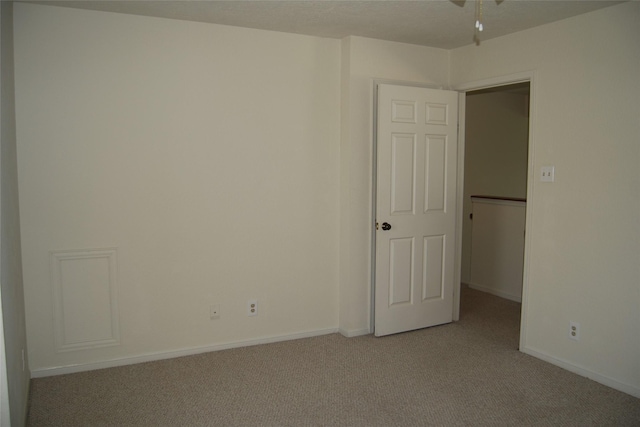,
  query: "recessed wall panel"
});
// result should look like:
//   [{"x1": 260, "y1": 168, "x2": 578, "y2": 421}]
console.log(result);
[
  {"x1": 425, "y1": 103, "x2": 448, "y2": 125},
  {"x1": 389, "y1": 238, "x2": 414, "y2": 306},
  {"x1": 423, "y1": 235, "x2": 445, "y2": 300},
  {"x1": 424, "y1": 135, "x2": 447, "y2": 213},
  {"x1": 51, "y1": 248, "x2": 120, "y2": 352},
  {"x1": 391, "y1": 133, "x2": 416, "y2": 215}
]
